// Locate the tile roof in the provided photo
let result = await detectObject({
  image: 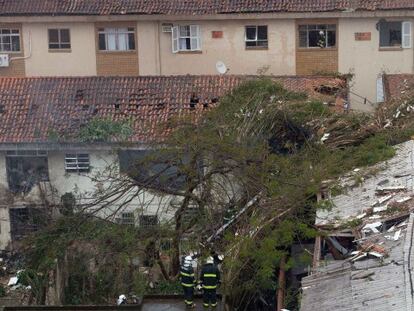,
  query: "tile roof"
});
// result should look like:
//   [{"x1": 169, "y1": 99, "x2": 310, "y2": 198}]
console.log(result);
[
  {"x1": 383, "y1": 74, "x2": 414, "y2": 101},
  {"x1": 0, "y1": 0, "x2": 413, "y2": 16},
  {"x1": 0, "y1": 75, "x2": 346, "y2": 144}
]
